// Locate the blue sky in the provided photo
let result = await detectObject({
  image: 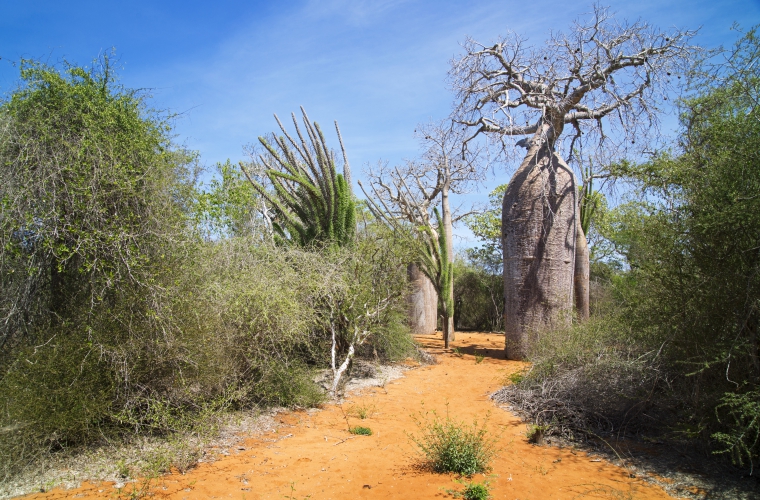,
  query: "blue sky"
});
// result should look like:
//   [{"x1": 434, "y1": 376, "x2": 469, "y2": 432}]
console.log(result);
[{"x1": 2, "y1": 0, "x2": 759, "y2": 247}]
